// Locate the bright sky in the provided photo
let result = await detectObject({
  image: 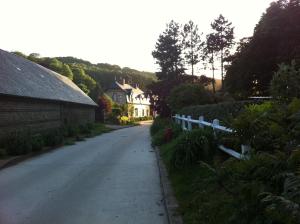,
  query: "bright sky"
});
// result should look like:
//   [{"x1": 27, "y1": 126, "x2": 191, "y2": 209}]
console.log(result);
[{"x1": 1, "y1": 0, "x2": 274, "y2": 74}]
